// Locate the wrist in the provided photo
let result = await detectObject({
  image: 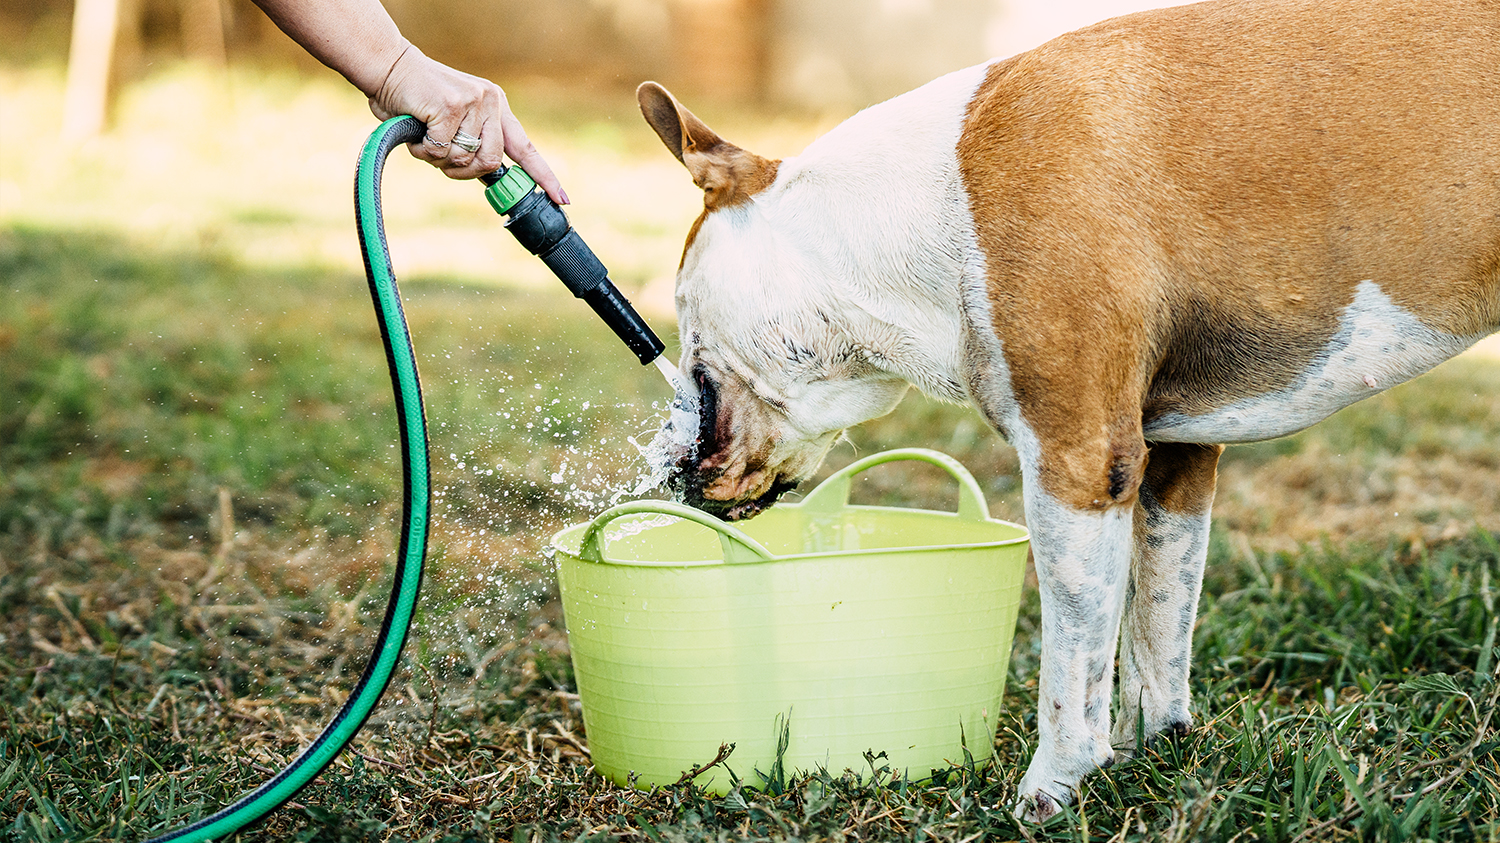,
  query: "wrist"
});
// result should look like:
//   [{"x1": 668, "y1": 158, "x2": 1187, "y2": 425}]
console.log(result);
[{"x1": 354, "y1": 37, "x2": 415, "y2": 99}]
